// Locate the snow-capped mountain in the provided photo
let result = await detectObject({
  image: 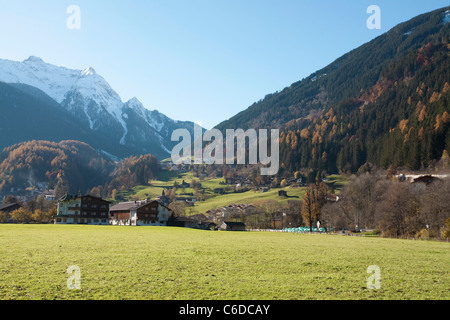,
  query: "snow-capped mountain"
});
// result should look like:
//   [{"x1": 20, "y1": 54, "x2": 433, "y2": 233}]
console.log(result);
[{"x1": 0, "y1": 56, "x2": 200, "y2": 159}]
